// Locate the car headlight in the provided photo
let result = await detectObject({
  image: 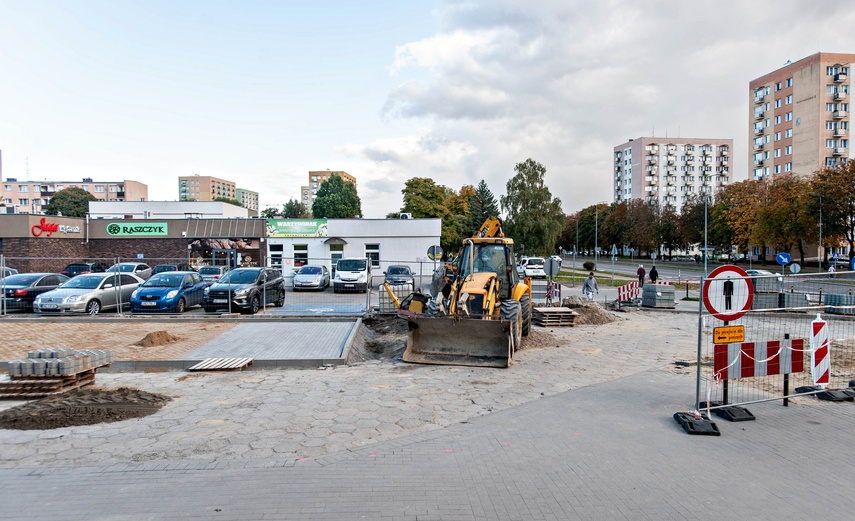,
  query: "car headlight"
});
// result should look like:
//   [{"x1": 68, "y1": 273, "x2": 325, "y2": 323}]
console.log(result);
[
  {"x1": 66, "y1": 295, "x2": 81, "y2": 303},
  {"x1": 204, "y1": 287, "x2": 210, "y2": 295},
  {"x1": 234, "y1": 287, "x2": 250, "y2": 296},
  {"x1": 166, "y1": 290, "x2": 179, "y2": 299},
  {"x1": 132, "y1": 289, "x2": 139, "y2": 298}
]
